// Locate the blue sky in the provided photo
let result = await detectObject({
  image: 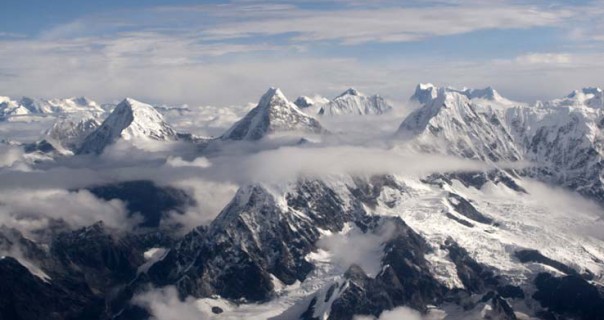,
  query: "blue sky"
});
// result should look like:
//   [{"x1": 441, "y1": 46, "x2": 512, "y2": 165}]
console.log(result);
[{"x1": 1, "y1": 0, "x2": 603, "y2": 106}]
